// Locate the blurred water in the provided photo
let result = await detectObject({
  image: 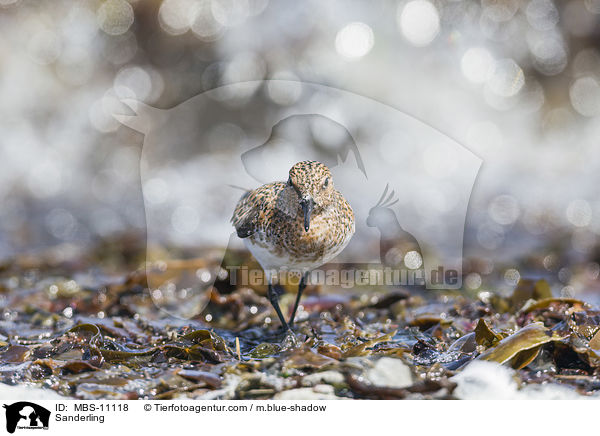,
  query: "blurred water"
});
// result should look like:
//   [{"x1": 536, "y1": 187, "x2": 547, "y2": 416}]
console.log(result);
[{"x1": 0, "y1": 0, "x2": 599, "y2": 294}]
